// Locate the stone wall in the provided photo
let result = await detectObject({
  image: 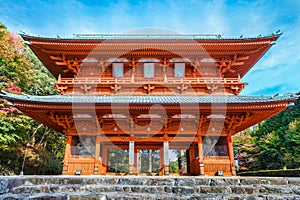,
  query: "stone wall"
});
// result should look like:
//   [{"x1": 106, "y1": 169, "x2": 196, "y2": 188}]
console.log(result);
[{"x1": 0, "y1": 176, "x2": 300, "y2": 199}]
